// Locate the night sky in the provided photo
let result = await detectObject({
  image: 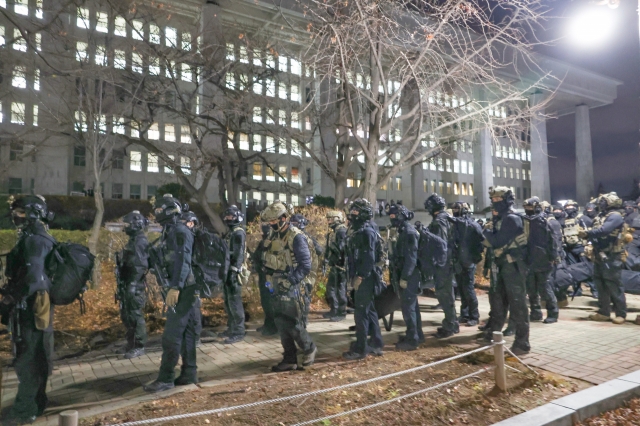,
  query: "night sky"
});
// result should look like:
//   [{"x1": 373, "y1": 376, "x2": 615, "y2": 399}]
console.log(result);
[{"x1": 540, "y1": 0, "x2": 640, "y2": 202}]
